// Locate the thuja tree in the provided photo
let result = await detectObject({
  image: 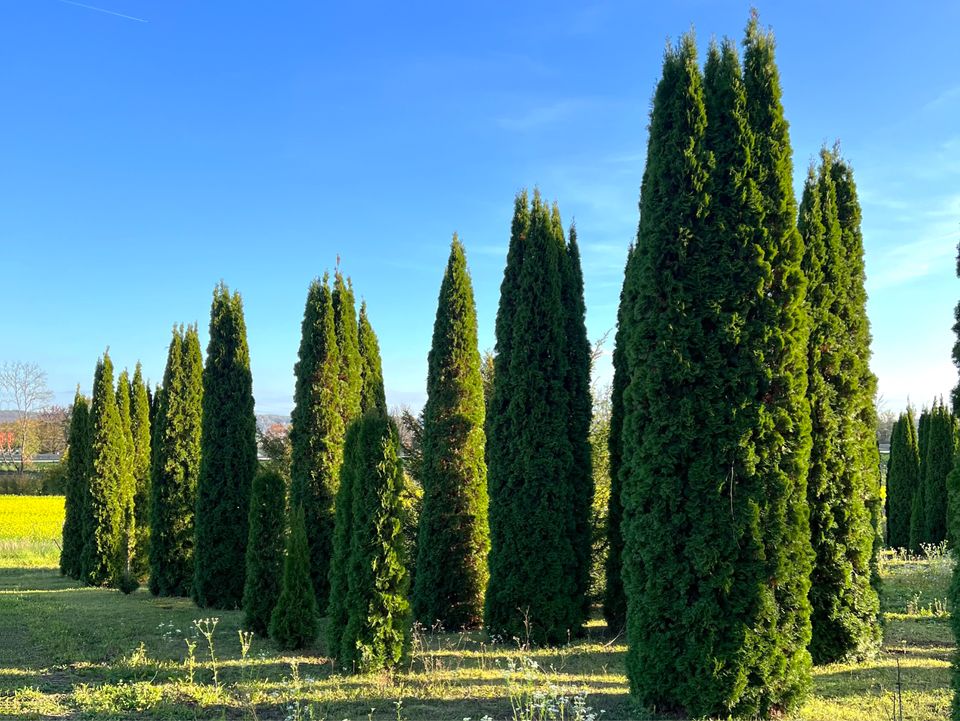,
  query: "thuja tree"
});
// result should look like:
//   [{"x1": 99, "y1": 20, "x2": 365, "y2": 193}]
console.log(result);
[
  {"x1": 801, "y1": 151, "x2": 880, "y2": 664},
  {"x1": 194, "y1": 283, "x2": 258, "y2": 609},
  {"x1": 886, "y1": 408, "x2": 920, "y2": 549},
  {"x1": 130, "y1": 363, "x2": 152, "y2": 579},
  {"x1": 115, "y1": 370, "x2": 138, "y2": 592},
  {"x1": 60, "y1": 388, "x2": 91, "y2": 579},
  {"x1": 485, "y1": 189, "x2": 580, "y2": 645},
  {"x1": 413, "y1": 236, "x2": 489, "y2": 629},
  {"x1": 911, "y1": 407, "x2": 932, "y2": 551},
  {"x1": 922, "y1": 399, "x2": 955, "y2": 545},
  {"x1": 333, "y1": 271, "x2": 362, "y2": 427},
  {"x1": 149, "y1": 326, "x2": 203, "y2": 596},
  {"x1": 953, "y1": 241, "x2": 960, "y2": 416},
  {"x1": 270, "y1": 506, "x2": 320, "y2": 650},
  {"x1": 559, "y1": 219, "x2": 594, "y2": 625},
  {"x1": 80, "y1": 352, "x2": 126, "y2": 586},
  {"x1": 290, "y1": 275, "x2": 344, "y2": 603},
  {"x1": 603, "y1": 245, "x2": 634, "y2": 632},
  {"x1": 243, "y1": 469, "x2": 287, "y2": 636}
]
